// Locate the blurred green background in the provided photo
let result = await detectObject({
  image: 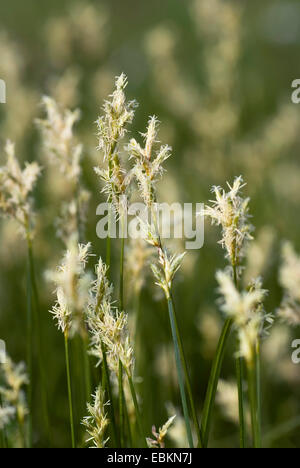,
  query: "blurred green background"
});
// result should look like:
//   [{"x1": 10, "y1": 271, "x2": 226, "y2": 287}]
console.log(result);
[{"x1": 0, "y1": 0, "x2": 300, "y2": 448}]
